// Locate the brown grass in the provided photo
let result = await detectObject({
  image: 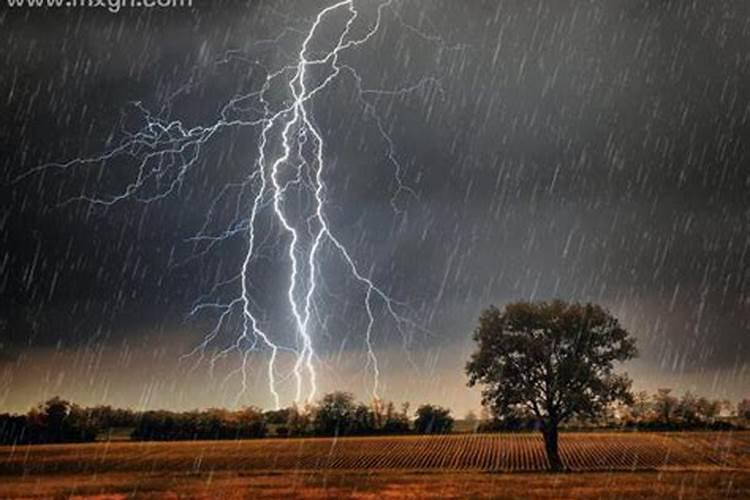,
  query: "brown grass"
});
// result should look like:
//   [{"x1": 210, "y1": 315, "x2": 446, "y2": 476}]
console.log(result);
[{"x1": 0, "y1": 432, "x2": 747, "y2": 498}]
